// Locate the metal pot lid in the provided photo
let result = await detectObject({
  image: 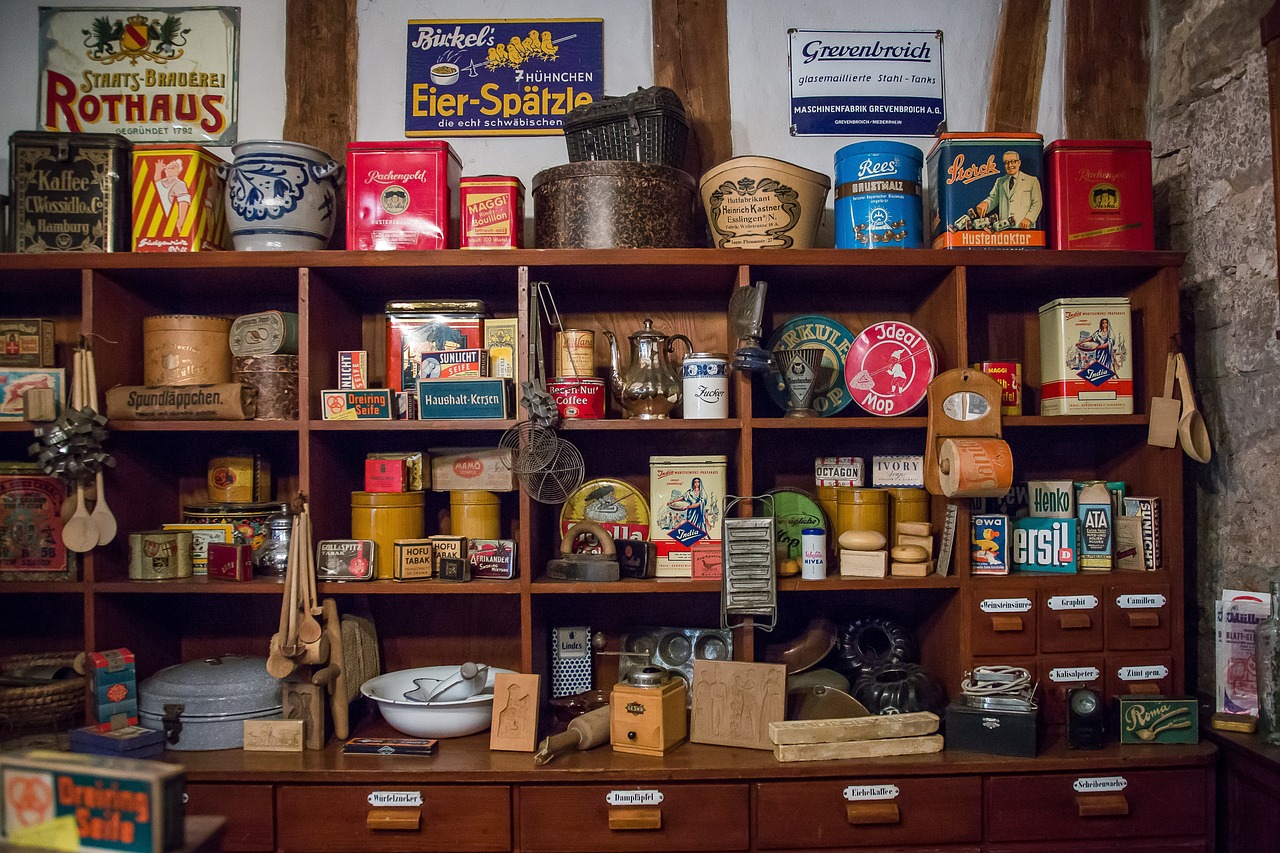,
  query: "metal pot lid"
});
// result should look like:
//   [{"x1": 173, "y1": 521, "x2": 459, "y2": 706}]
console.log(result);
[
  {"x1": 626, "y1": 665, "x2": 669, "y2": 687},
  {"x1": 138, "y1": 655, "x2": 282, "y2": 717}
]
